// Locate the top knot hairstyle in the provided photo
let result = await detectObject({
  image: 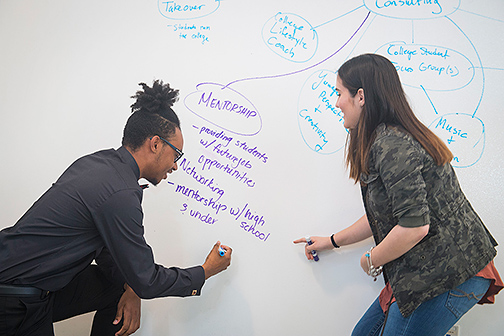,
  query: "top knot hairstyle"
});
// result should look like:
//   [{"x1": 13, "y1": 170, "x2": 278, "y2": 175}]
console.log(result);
[{"x1": 122, "y1": 80, "x2": 181, "y2": 151}]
